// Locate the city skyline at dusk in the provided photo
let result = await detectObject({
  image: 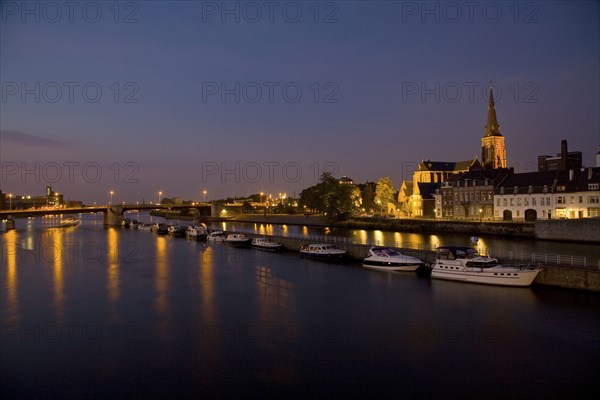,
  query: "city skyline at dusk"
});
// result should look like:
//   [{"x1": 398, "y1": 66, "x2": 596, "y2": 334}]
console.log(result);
[{"x1": 1, "y1": 1, "x2": 599, "y2": 203}]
